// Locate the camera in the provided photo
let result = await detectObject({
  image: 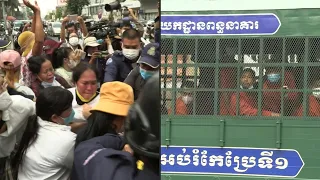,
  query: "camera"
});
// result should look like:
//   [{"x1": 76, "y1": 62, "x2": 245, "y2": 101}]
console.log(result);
[{"x1": 88, "y1": 20, "x2": 122, "y2": 40}]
